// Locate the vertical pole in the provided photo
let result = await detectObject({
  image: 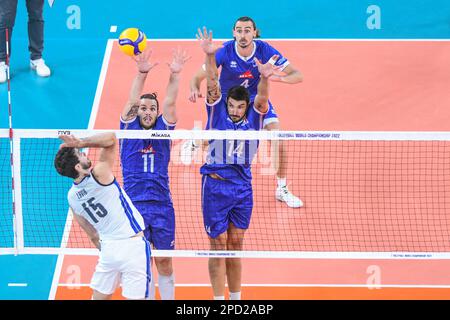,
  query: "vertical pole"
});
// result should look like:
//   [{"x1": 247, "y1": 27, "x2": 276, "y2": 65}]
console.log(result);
[{"x1": 5, "y1": 28, "x2": 18, "y2": 255}]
